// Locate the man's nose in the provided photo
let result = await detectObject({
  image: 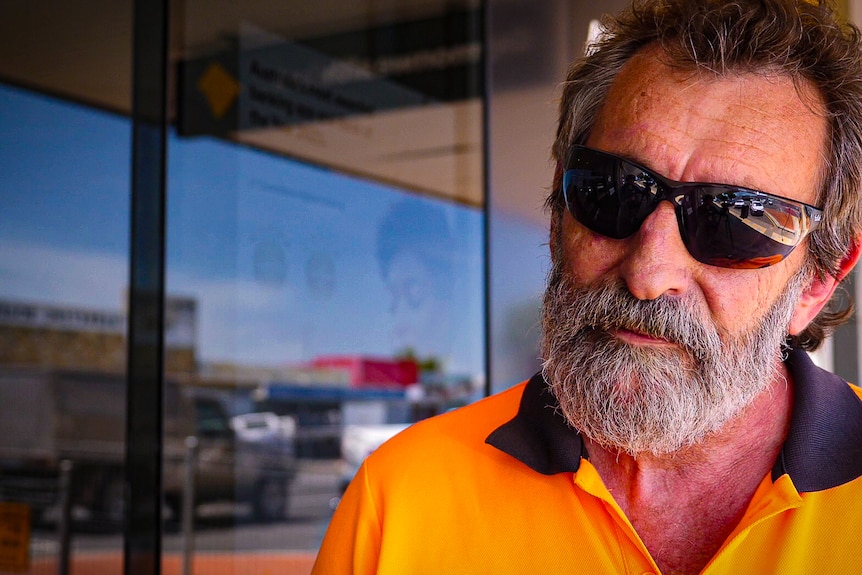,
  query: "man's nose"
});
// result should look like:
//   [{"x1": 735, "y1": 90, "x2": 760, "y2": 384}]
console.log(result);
[{"x1": 618, "y1": 202, "x2": 693, "y2": 300}]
